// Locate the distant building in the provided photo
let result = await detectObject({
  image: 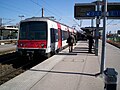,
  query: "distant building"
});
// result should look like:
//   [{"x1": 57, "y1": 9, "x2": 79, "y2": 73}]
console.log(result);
[{"x1": 0, "y1": 25, "x2": 18, "y2": 40}]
